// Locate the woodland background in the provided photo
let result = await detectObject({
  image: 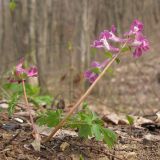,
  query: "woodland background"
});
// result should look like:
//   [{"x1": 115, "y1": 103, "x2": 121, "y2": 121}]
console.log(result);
[{"x1": 0, "y1": 0, "x2": 160, "y2": 113}]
